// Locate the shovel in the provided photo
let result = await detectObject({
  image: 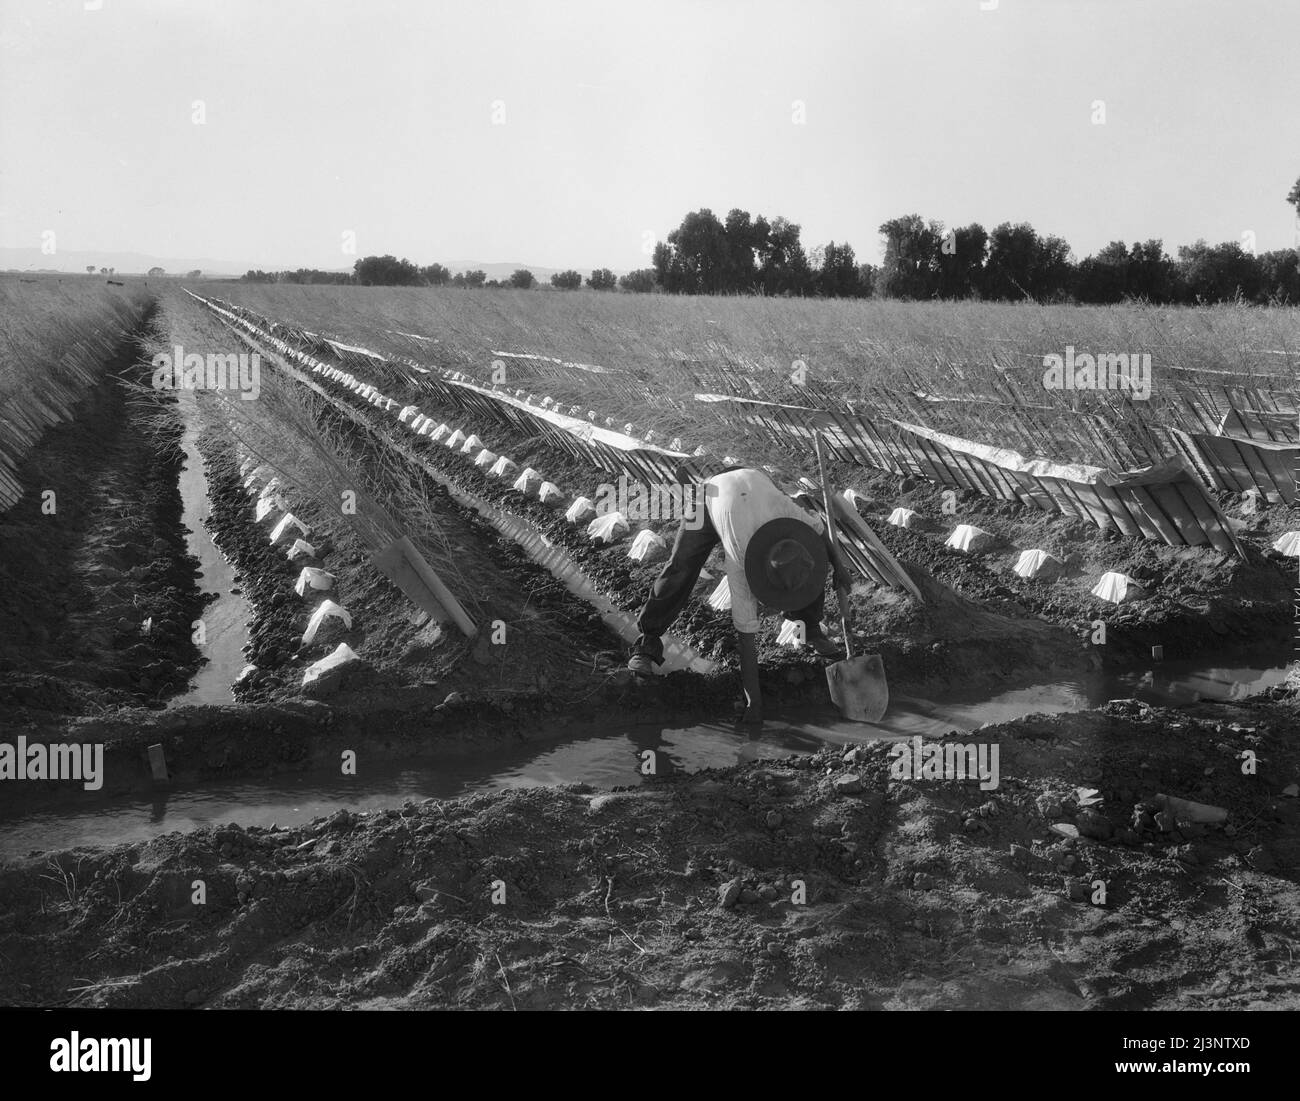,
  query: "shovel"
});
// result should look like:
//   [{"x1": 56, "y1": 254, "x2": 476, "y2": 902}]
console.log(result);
[{"x1": 814, "y1": 433, "x2": 889, "y2": 723}]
